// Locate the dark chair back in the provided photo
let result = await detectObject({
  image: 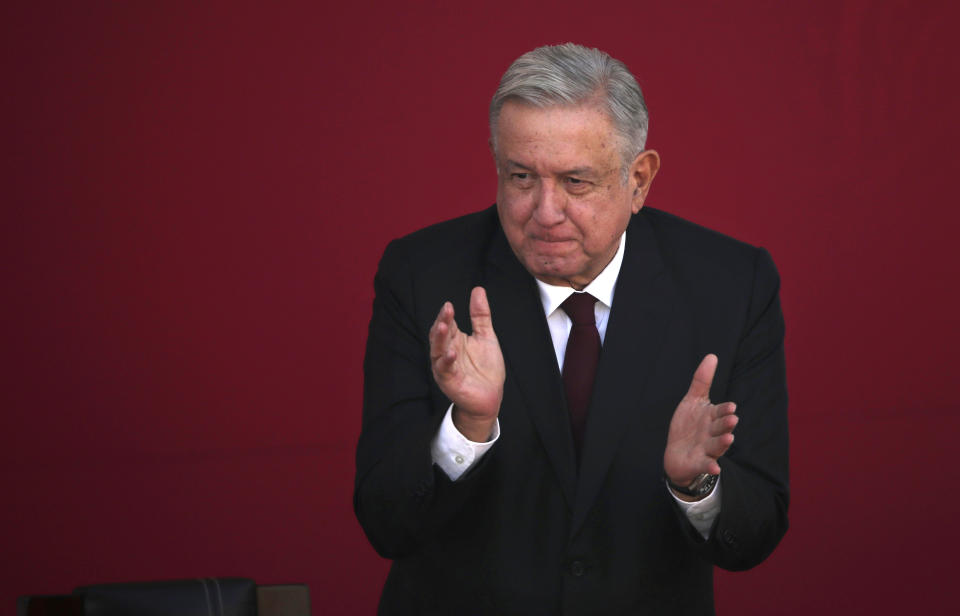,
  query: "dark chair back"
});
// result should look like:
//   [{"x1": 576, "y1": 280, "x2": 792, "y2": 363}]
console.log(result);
[
  {"x1": 77, "y1": 578, "x2": 256, "y2": 616},
  {"x1": 19, "y1": 578, "x2": 310, "y2": 616}
]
